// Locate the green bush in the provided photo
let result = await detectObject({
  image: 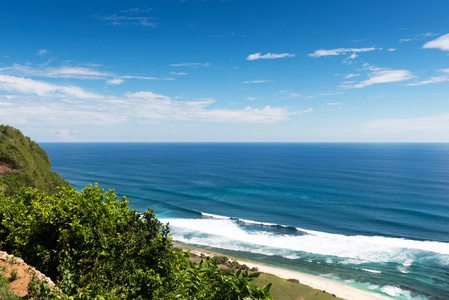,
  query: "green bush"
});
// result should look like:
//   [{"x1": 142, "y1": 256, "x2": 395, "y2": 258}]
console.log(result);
[
  {"x1": 0, "y1": 184, "x2": 272, "y2": 299},
  {"x1": 0, "y1": 272, "x2": 20, "y2": 300}
]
